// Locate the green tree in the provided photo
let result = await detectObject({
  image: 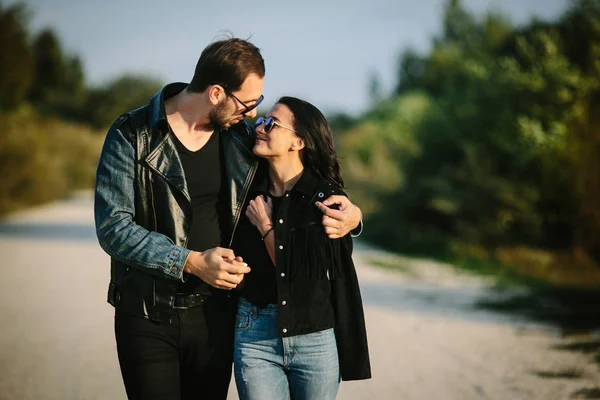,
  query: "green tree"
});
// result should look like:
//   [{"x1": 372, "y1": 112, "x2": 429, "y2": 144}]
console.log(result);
[
  {"x1": 395, "y1": 49, "x2": 426, "y2": 95},
  {"x1": 558, "y1": 0, "x2": 600, "y2": 261},
  {"x1": 0, "y1": 2, "x2": 33, "y2": 109},
  {"x1": 345, "y1": 0, "x2": 600, "y2": 264},
  {"x1": 29, "y1": 29, "x2": 65, "y2": 103},
  {"x1": 85, "y1": 74, "x2": 163, "y2": 128},
  {"x1": 28, "y1": 28, "x2": 86, "y2": 117},
  {"x1": 63, "y1": 56, "x2": 85, "y2": 100},
  {"x1": 367, "y1": 70, "x2": 384, "y2": 105}
]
